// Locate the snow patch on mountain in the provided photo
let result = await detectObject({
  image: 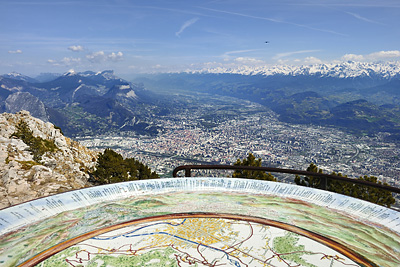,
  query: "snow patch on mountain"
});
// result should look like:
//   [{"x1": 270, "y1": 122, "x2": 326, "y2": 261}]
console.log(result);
[
  {"x1": 72, "y1": 84, "x2": 84, "y2": 100},
  {"x1": 125, "y1": 90, "x2": 137, "y2": 99},
  {"x1": 3, "y1": 72, "x2": 37, "y2": 83},
  {"x1": 63, "y1": 69, "x2": 77, "y2": 76}
]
